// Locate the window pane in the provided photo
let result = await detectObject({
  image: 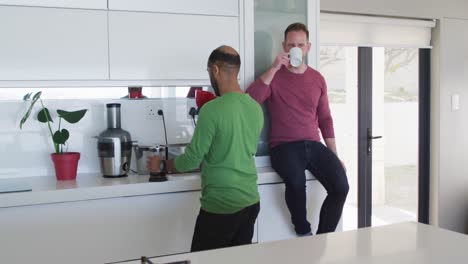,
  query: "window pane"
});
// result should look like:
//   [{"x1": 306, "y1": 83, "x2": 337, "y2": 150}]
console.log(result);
[
  {"x1": 319, "y1": 46, "x2": 358, "y2": 231},
  {"x1": 371, "y1": 47, "x2": 418, "y2": 226},
  {"x1": 0, "y1": 86, "x2": 209, "y2": 100}
]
